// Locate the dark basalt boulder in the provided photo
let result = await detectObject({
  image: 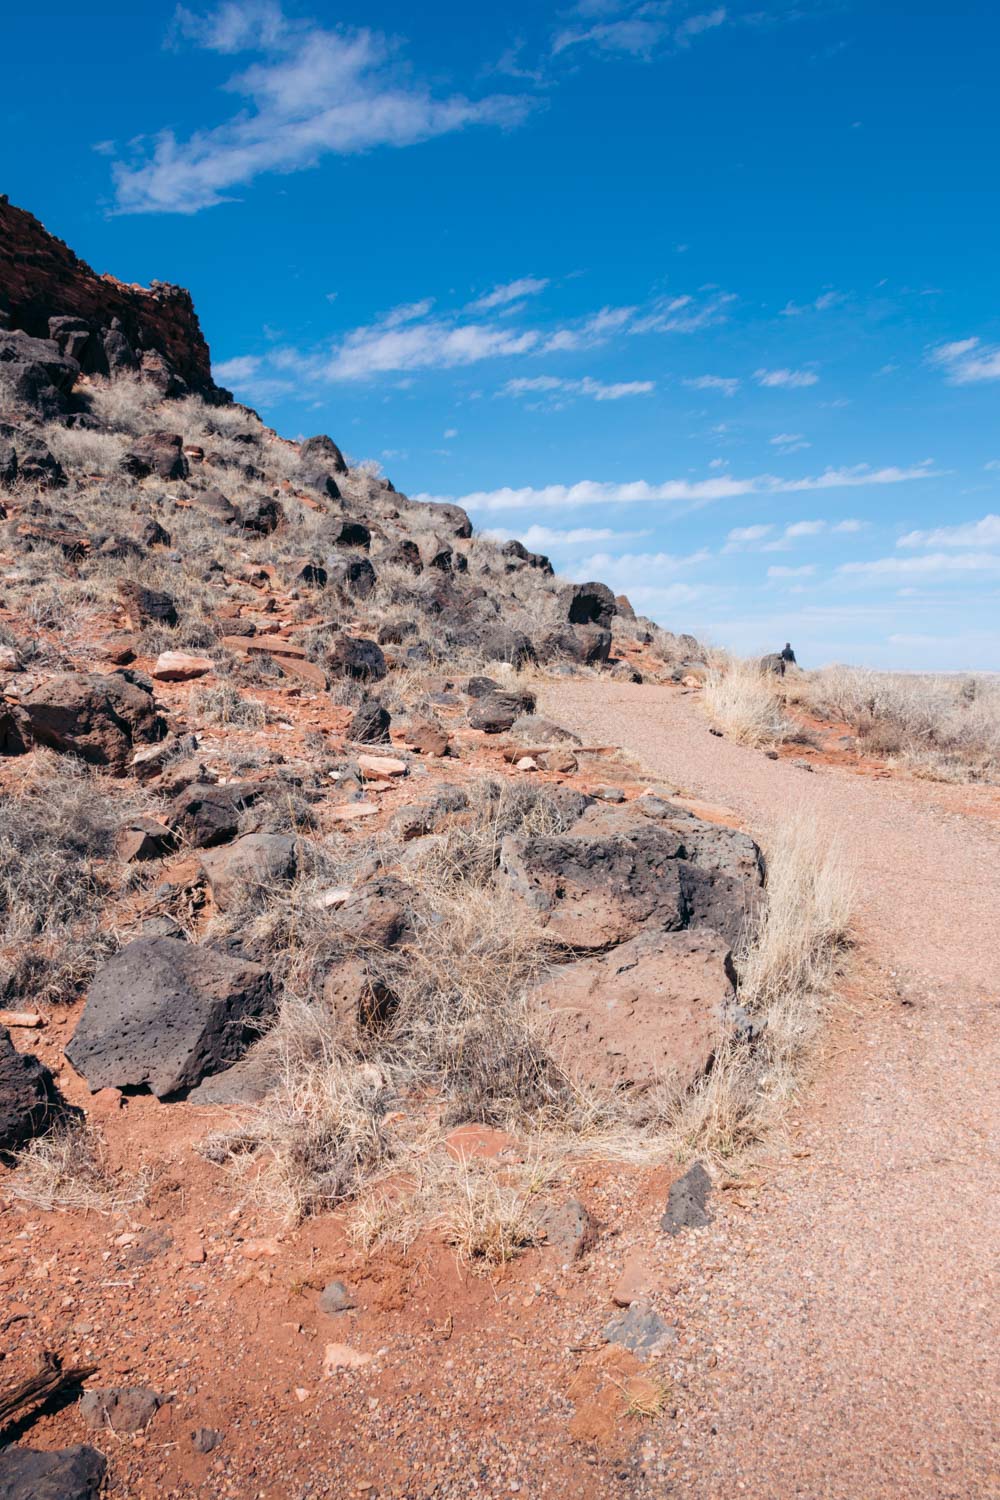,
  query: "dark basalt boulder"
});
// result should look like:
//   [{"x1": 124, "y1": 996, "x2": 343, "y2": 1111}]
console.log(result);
[
  {"x1": 536, "y1": 626, "x2": 612, "y2": 666},
  {"x1": 0, "y1": 1444, "x2": 107, "y2": 1500},
  {"x1": 0, "y1": 1025, "x2": 68, "y2": 1156},
  {"x1": 562, "y1": 580, "x2": 617, "y2": 629},
  {"x1": 21, "y1": 671, "x2": 166, "y2": 772},
  {"x1": 380, "y1": 538, "x2": 423, "y2": 573},
  {"x1": 0, "y1": 329, "x2": 79, "y2": 416},
  {"x1": 66, "y1": 937, "x2": 275, "y2": 1098},
  {"x1": 423, "y1": 500, "x2": 472, "y2": 538},
  {"x1": 120, "y1": 431, "x2": 188, "y2": 481},
  {"x1": 327, "y1": 634, "x2": 387, "y2": 682},
  {"x1": 501, "y1": 539, "x2": 554, "y2": 575},
  {"x1": 469, "y1": 690, "x2": 537, "y2": 735},
  {"x1": 348, "y1": 696, "x2": 392, "y2": 743},
  {"x1": 329, "y1": 518, "x2": 371, "y2": 550},
  {"x1": 328, "y1": 556, "x2": 376, "y2": 598},
  {"x1": 299, "y1": 433, "x2": 347, "y2": 474}
]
